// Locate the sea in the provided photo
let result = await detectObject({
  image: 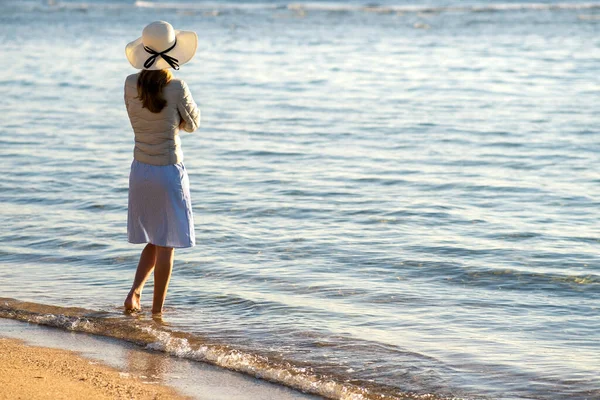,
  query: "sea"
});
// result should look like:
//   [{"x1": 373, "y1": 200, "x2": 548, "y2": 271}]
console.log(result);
[{"x1": 0, "y1": 1, "x2": 599, "y2": 399}]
